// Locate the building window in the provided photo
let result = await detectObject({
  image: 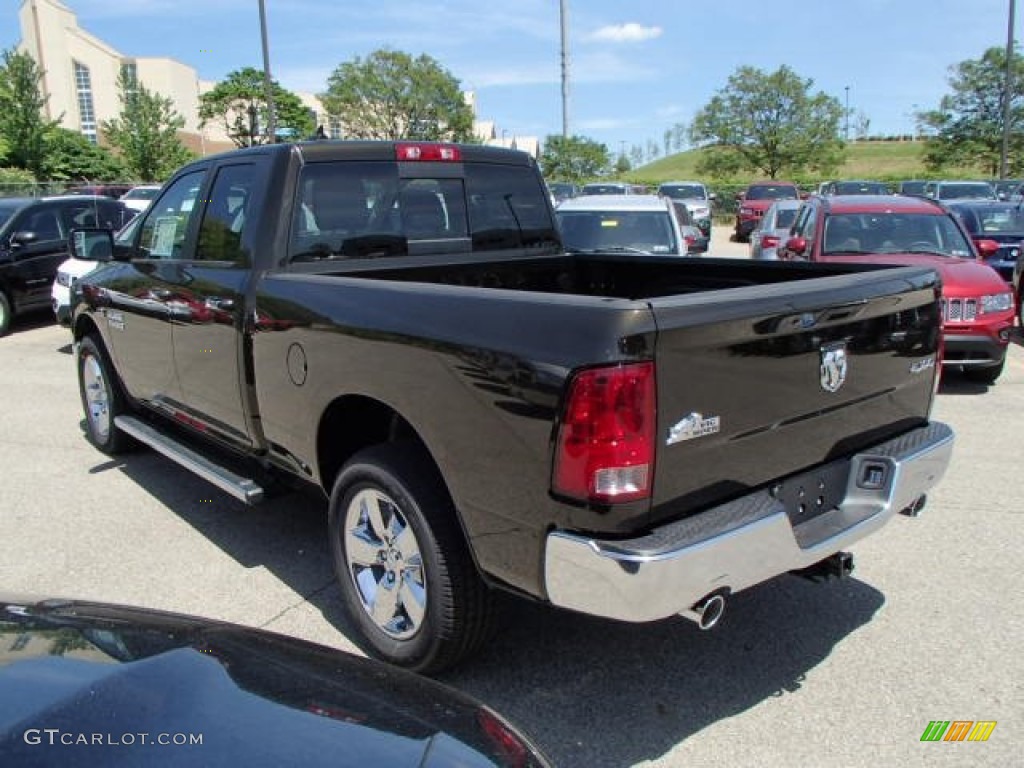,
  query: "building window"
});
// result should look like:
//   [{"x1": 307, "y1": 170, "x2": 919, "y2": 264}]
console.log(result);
[
  {"x1": 121, "y1": 61, "x2": 138, "y2": 93},
  {"x1": 73, "y1": 61, "x2": 97, "y2": 144},
  {"x1": 328, "y1": 116, "x2": 342, "y2": 139}
]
